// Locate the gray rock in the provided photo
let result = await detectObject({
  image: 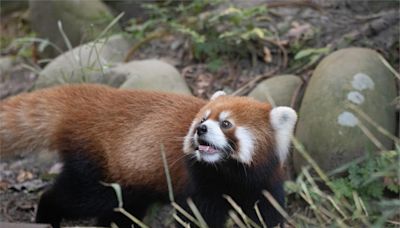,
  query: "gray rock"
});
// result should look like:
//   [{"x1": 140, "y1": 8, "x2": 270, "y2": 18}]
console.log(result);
[
  {"x1": 35, "y1": 34, "x2": 132, "y2": 89},
  {"x1": 293, "y1": 48, "x2": 397, "y2": 172},
  {"x1": 0, "y1": 56, "x2": 15, "y2": 76},
  {"x1": 1, "y1": 0, "x2": 28, "y2": 15},
  {"x1": 0, "y1": 57, "x2": 37, "y2": 99},
  {"x1": 248, "y1": 75, "x2": 303, "y2": 107},
  {"x1": 29, "y1": 0, "x2": 119, "y2": 57},
  {"x1": 118, "y1": 59, "x2": 191, "y2": 95},
  {"x1": 104, "y1": 0, "x2": 149, "y2": 25}
]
